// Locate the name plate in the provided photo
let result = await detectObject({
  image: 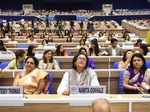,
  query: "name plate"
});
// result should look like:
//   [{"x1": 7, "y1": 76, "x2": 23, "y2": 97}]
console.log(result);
[
  {"x1": 0, "y1": 86, "x2": 23, "y2": 94},
  {"x1": 0, "y1": 86, "x2": 24, "y2": 106},
  {"x1": 70, "y1": 86, "x2": 106, "y2": 94},
  {"x1": 0, "y1": 51, "x2": 15, "y2": 60}
]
